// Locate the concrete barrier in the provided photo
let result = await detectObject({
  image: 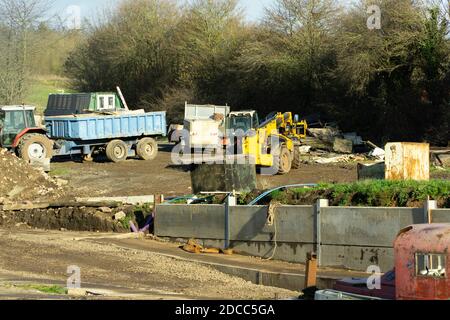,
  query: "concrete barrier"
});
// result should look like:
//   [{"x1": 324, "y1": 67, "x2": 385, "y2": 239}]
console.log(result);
[
  {"x1": 155, "y1": 202, "x2": 450, "y2": 272},
  {"x1": 431, "y1": 209, "x2": 450, "y2": 223}
]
